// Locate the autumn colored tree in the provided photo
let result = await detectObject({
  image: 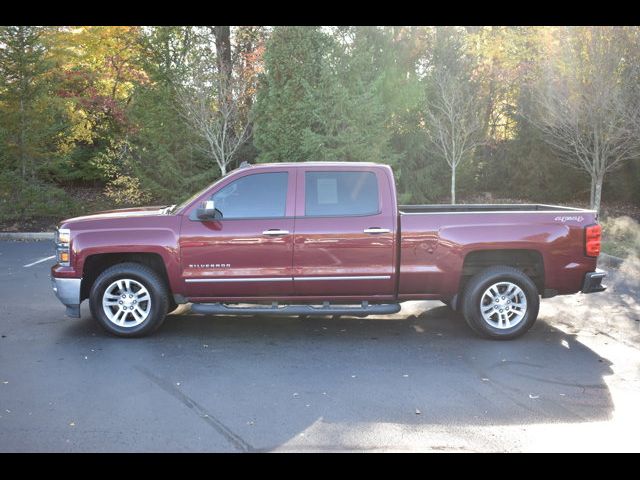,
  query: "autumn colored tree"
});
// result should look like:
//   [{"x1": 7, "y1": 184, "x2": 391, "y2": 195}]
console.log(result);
[{"x1": 1, "y1": 25, "x2": 640, "y2": 226}]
